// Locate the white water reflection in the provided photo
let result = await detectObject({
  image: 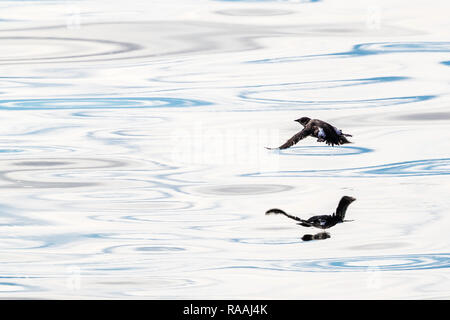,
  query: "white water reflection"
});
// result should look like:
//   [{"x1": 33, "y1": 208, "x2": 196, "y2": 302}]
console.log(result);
[{"x1": 0, "y1": 0, "x2": 449, "y2": 299}]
